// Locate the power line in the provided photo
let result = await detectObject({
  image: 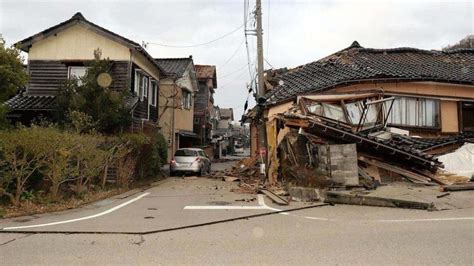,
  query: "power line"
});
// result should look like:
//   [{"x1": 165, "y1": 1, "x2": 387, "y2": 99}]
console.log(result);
[
  {"x1": 264, "y1": 58, "x2": 275, "y2": 69},
  {"x1": 219, "y1": 36, "x2": 245, "y2": 70},
  {"x1": 219, "y1": 63, "x2": 251, "y2": 79},
  {"x1": 147, "y1": 23, "x2": 244, "y2": 48},
  {"x1": 219, "y1": 63, "x2": 255, "y2": 89}
]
